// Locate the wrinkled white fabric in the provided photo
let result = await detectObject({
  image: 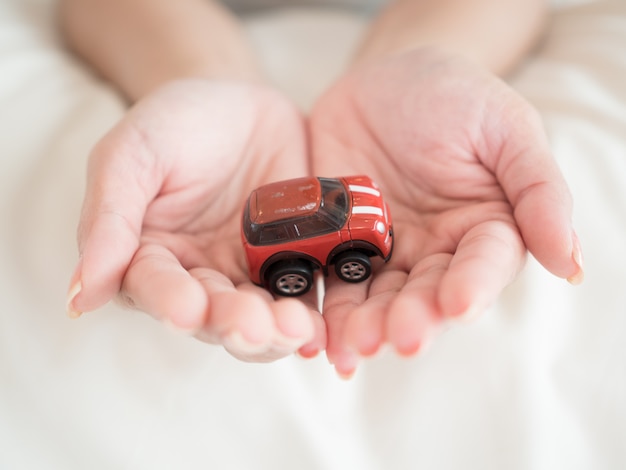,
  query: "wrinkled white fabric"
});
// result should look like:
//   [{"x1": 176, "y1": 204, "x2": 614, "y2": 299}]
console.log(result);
[{"x1": 1, "y1": 1, "x2": 624, "y2": 469}]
